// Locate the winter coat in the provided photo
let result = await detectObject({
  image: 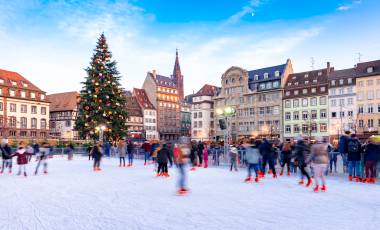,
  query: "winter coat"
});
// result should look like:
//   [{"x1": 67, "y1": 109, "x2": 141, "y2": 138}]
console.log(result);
[
  {"x1": 245, "y1": 146, "x2": 261, "y2": 164},
  {"x1": 157, "y1": 147, "x2": 173, "y2": 164},
  {"x1": 347, "y1": 138, "x2": 362, "y2": 161},
  {"x1": 117, "y1": 145, "x2": 126, "y2": 157},
  {"x1": 294, "y1": 141, "x2": 311, "y2": 165},
  {"x1": 12, "y1": 148, "x2": 29, "y2": 165},
  {"x1": 176, "y1": 147, "x2": 189, "y2": 165},
  {"x1": 39, "y1": 147, "x2": 50, "y2": 160},
  {"x1": 1, "y1": 145, "x2": 12, "y2": 160},
  {"x1": 310, "y1": 143, "x2": 329, "y2": 165},
  {"x1": 202, "y1": 148, "x2": 209, "y2": 161},
  {"x1": 229, "y1": 147, "x2": 238, "y2": 160},
  {"x1": 259, "y1": 140, "x2": 274, "y2": 158},
  {"x1": 364, "y1": 143, "x2": 380, "y2": 162},
  {"x1": 338, "y1": 135, "x2": 350, "y2": 154},
  {"x1": 281, "y1": 143, "x2": 292, "y2": 160},
  {"x1": 127, "y1": 143, "x2": 134, "y2": 155},
  {"x1": 142, "y1": 142, "x2": 152, "y2": 153},
  {"x1": 190, "y1": 146, "x2": 197, "y2": 162},
  {"x1": 91, "y1": 146, "x2": 103, "y2": 160},
  {"x1": 197, "y1": 143, "x2": 204, "y2": 156}
]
